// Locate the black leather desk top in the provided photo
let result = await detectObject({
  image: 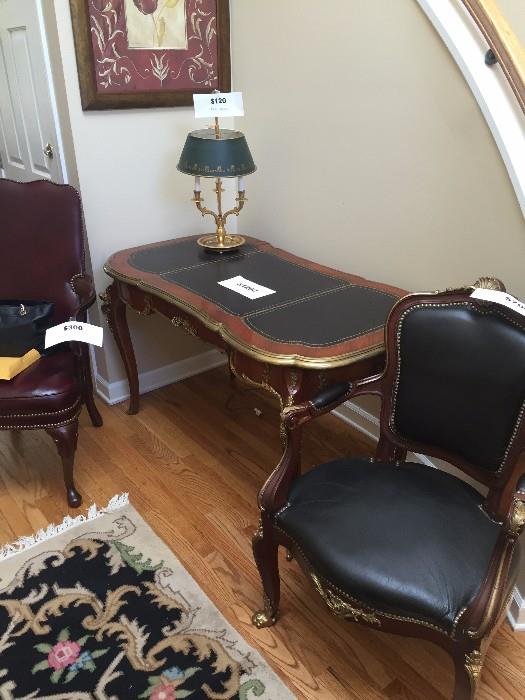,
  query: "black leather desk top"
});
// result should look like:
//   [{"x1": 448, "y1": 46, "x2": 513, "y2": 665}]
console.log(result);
[{"x1": 124, "y1": 239, "x2": 398, "y2": 348}]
